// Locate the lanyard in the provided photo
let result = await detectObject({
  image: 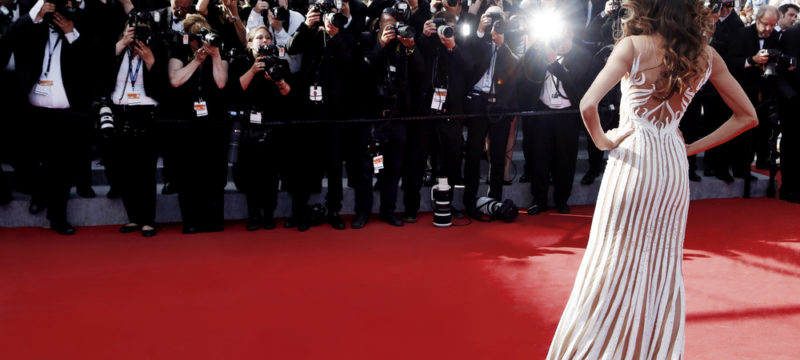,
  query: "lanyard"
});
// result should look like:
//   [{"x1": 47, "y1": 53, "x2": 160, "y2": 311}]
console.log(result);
[
  {"x1": 126, "y1": 48, "x2": 144, "y2": 88},
  {"x1": 44, "y1": 35, "x2": 62, "y2": 77}
]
